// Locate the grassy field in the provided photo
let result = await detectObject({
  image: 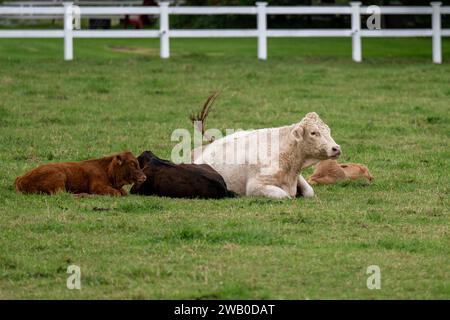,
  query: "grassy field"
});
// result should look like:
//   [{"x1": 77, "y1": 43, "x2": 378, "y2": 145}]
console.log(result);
[{"x1": 0, "y1": 37, "x2": 449, "y2": 299}]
